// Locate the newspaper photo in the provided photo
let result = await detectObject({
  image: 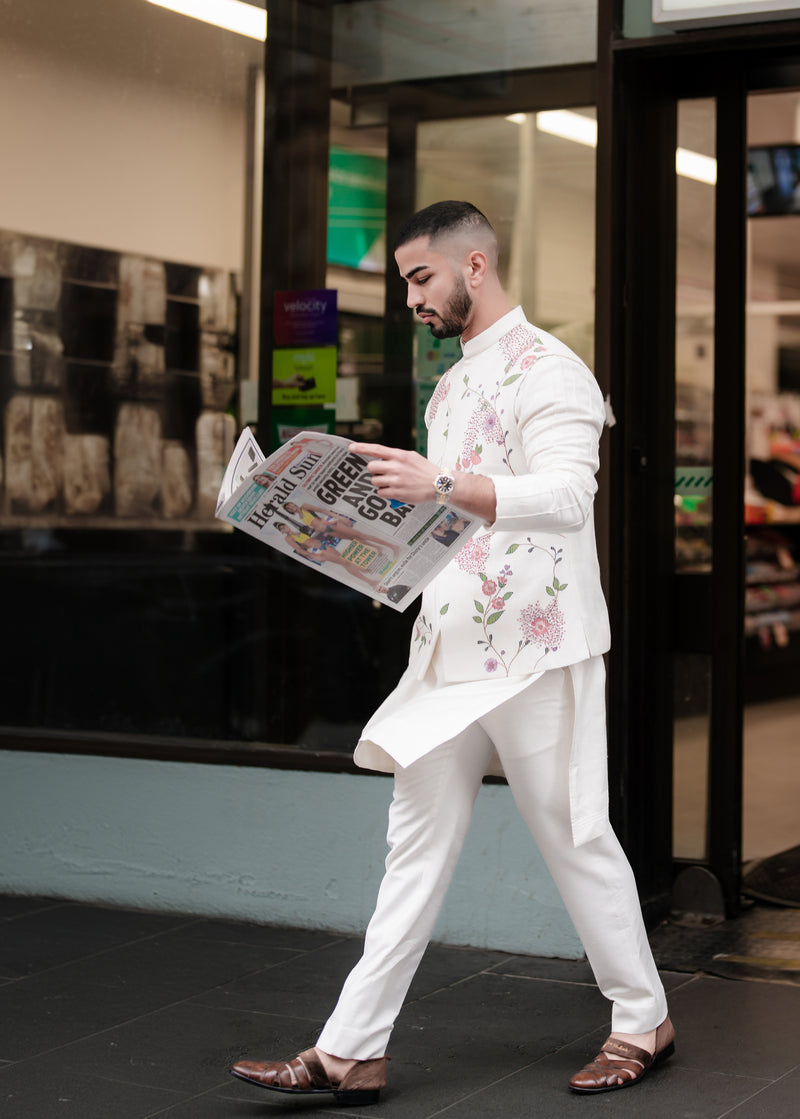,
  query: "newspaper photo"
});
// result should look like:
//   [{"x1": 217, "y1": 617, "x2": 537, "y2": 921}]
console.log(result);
[{"x1": 216, "y1": 428, "x2": 479, "y2": 611}]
